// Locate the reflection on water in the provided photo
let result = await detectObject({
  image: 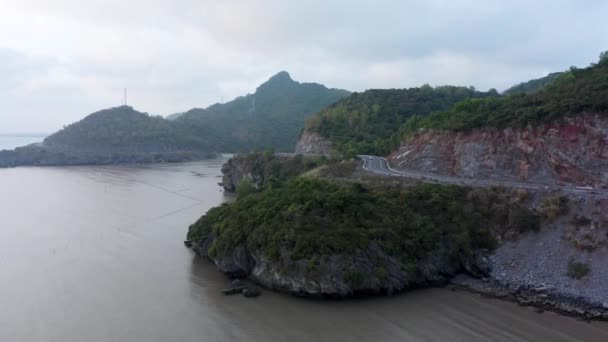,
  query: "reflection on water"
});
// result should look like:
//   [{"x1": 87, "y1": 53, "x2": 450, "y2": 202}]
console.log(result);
[{"x1": 0, "y1": 158, "x2": 607, "y2": 342}]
